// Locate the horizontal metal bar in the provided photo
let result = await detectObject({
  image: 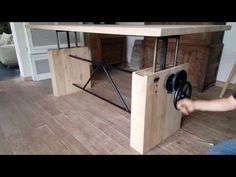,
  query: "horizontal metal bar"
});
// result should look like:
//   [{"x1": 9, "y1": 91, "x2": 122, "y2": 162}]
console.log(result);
[
  {"x1": 158, "y1": 35, "x2": 180, "y2": 39},
  {"x1": 107, "y1": 66, "x2": 133, "y2": 74},
  {"x1": 55, "y1": 30, "x2": 65, "y2": 33},
  {"x1": 69, "y1": 55, "x2": 134, "y2": 73},
  {"x1": 73, "y1": 83, "x2": 131, "y2": 113}
]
